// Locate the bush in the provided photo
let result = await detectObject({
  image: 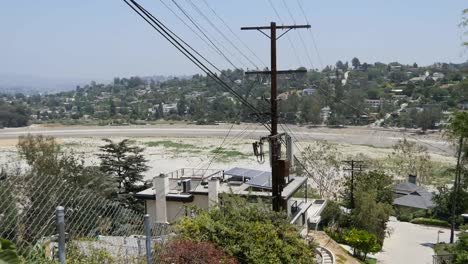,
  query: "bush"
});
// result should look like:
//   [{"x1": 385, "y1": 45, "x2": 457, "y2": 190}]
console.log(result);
[
  {"x1": 410, "y1": 218, "x2": 450, "y2": 227},
  {"x1": 0, "y1": 238, "x2": 19, "y2": 264},
  {"x1": 176, "y1": 195, "x2": 315, "y2": 264},
  {"x1": 397, "y1": 213, "x2": 413, "y2": 222},
  {"x1": 160, "y1": 240, "x2": 238, "y2": 264},
  {"x1": 324, "y1": 227, "x2": 346, "y2": 244},
  {"x1": 343, "y1": 229, "x2": 381, "y2": 261}
]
